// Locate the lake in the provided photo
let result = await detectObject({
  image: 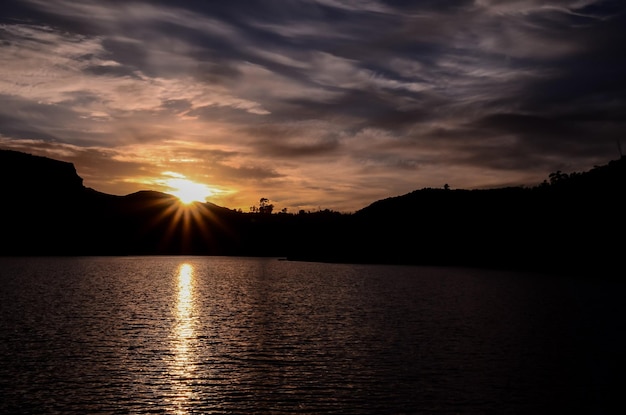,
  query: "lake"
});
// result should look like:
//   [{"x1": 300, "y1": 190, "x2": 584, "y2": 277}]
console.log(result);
[{"x1": 1, "y1": 256, "x2": 624, "y2": 414}]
